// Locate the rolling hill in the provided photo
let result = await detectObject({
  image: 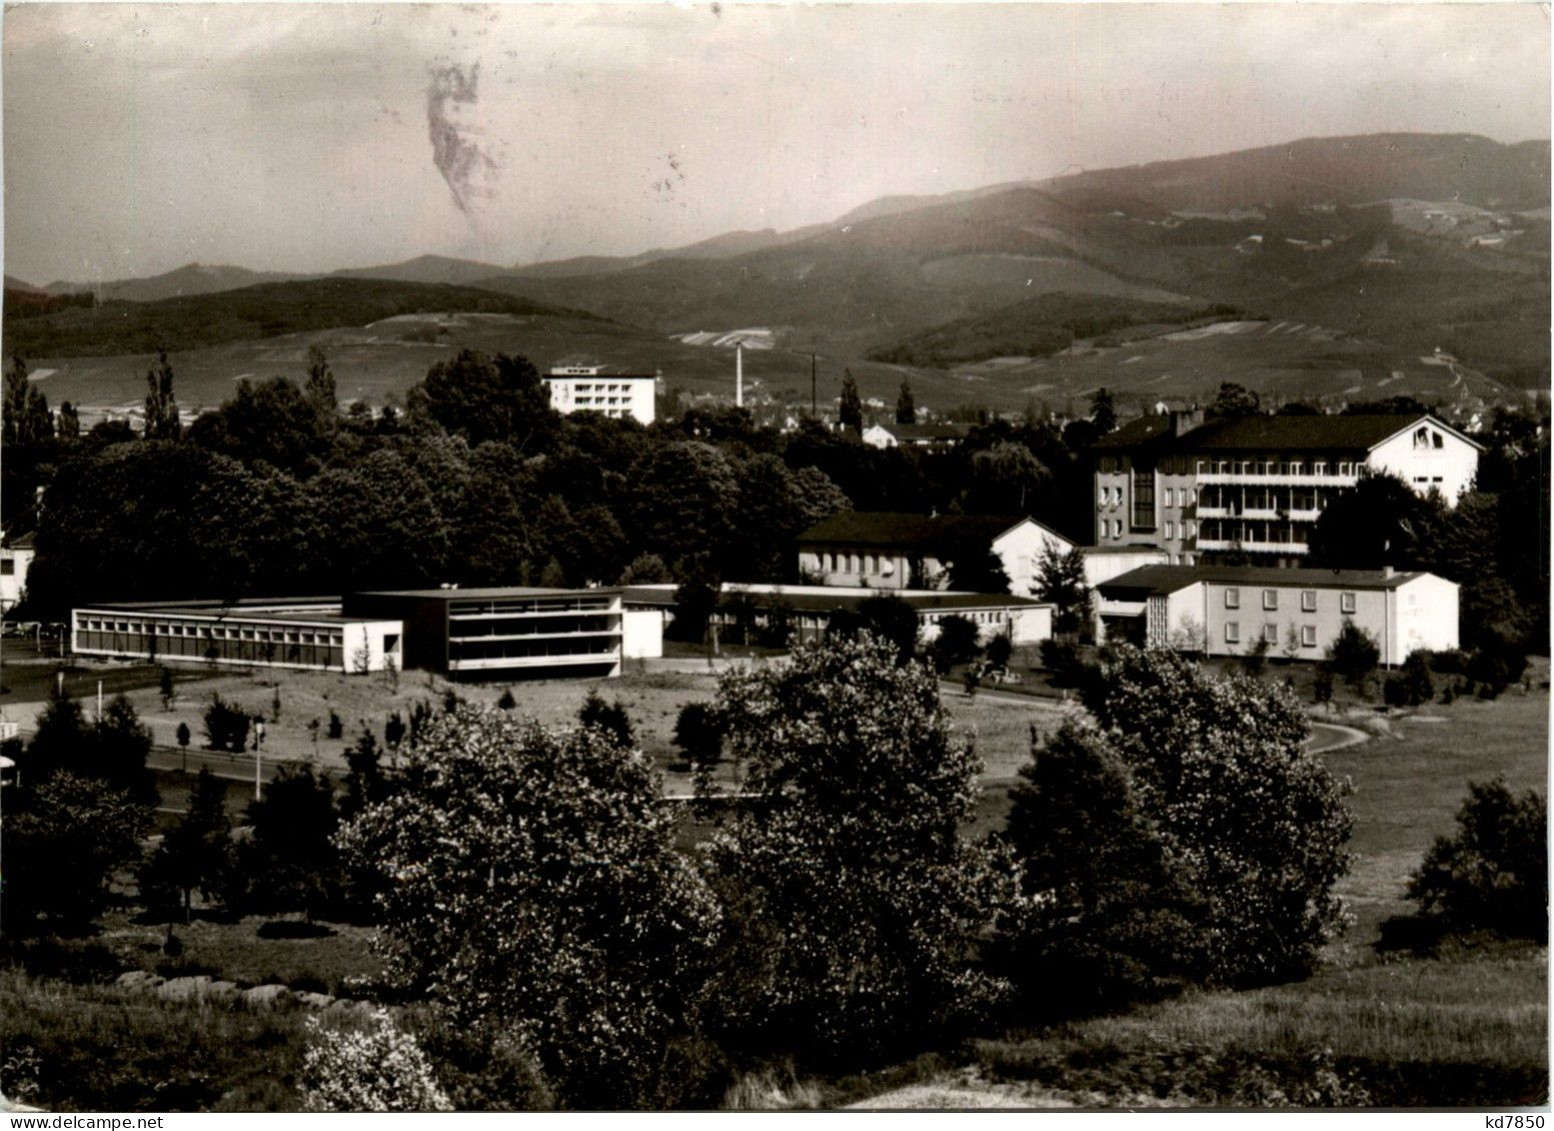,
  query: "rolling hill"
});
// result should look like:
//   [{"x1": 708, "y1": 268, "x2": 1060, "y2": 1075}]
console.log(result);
[{"x1": 43, "y1": 262, "x2": 310, "y2": 303}]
